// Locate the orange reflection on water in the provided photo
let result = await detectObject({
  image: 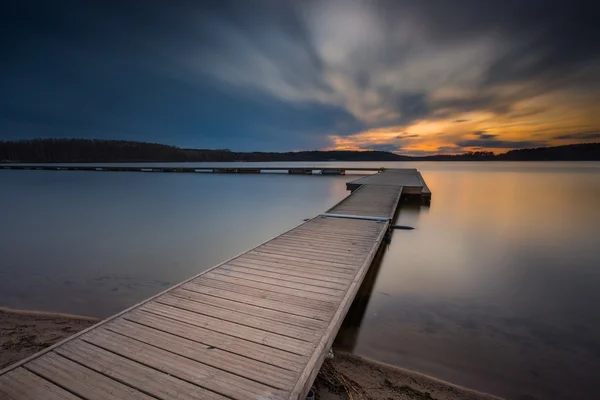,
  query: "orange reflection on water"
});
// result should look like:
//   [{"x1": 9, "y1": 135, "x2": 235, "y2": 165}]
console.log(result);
[{"x1": 338, "y1": 162, "x2": 600, "y2": 400}]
